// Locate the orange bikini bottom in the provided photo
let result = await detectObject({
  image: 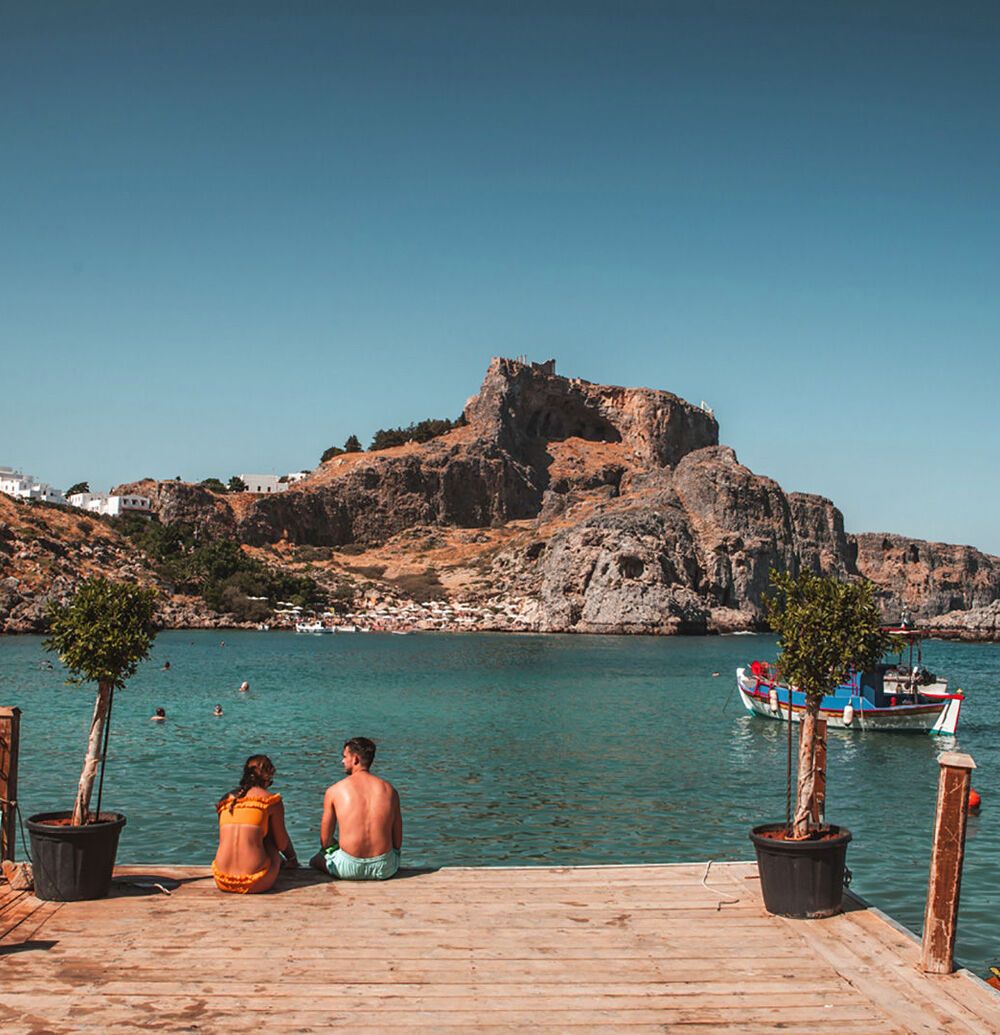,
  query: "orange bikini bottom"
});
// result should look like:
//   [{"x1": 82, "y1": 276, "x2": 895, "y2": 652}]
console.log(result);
[{"x1": 212, "y1": 861, "x2": 272, "y2": 894}]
